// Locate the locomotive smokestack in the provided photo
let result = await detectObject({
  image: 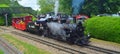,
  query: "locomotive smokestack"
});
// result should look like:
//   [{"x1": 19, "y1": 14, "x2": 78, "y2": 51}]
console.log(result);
[
  {"x1": 54, "y1": 0, "x2": 59, "y2": 17},
  {"x1": 72, "y1": 0, "x2": 85, "y2": 16}
]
